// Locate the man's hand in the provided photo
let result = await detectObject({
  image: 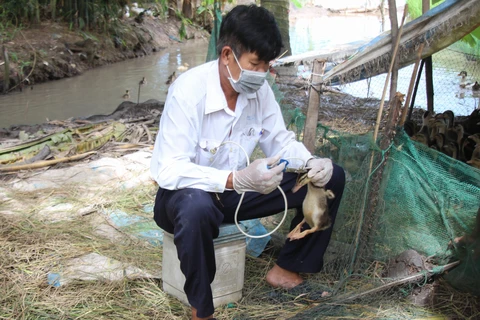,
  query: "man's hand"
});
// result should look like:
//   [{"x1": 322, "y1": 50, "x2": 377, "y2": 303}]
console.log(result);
[
  {"x1": 306, "y1": 158, "x2": 333, "y2": 187},
  {"x1": 233, "y1": 155, "x2": 286, "y2": 194}
]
